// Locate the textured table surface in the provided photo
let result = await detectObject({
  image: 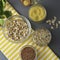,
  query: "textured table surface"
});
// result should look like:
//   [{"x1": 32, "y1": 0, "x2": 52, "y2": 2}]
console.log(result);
[{"x1": 8, "y1": 0, "x2": 60, "y2": 58}]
